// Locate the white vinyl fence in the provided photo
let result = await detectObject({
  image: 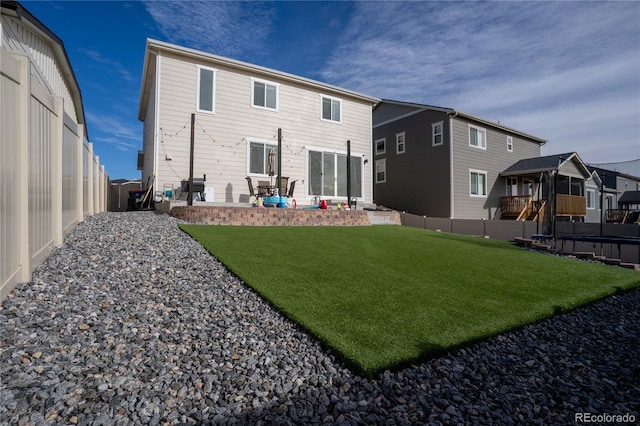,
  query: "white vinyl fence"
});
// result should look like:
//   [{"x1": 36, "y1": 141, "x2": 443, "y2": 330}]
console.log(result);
[{"x1": 1, "y1": 50, "x2": 108, "y2": 301}]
